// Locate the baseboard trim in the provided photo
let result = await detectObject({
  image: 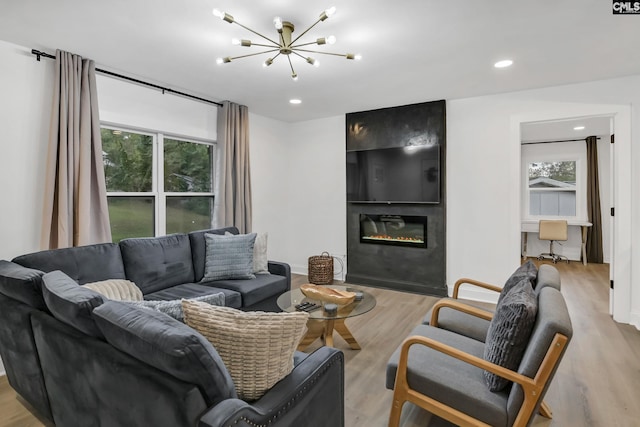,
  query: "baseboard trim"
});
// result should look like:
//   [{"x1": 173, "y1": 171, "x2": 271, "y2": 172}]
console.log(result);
[{"x1": 629, "y1": 310, "x2": 640, "y2": 331}]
